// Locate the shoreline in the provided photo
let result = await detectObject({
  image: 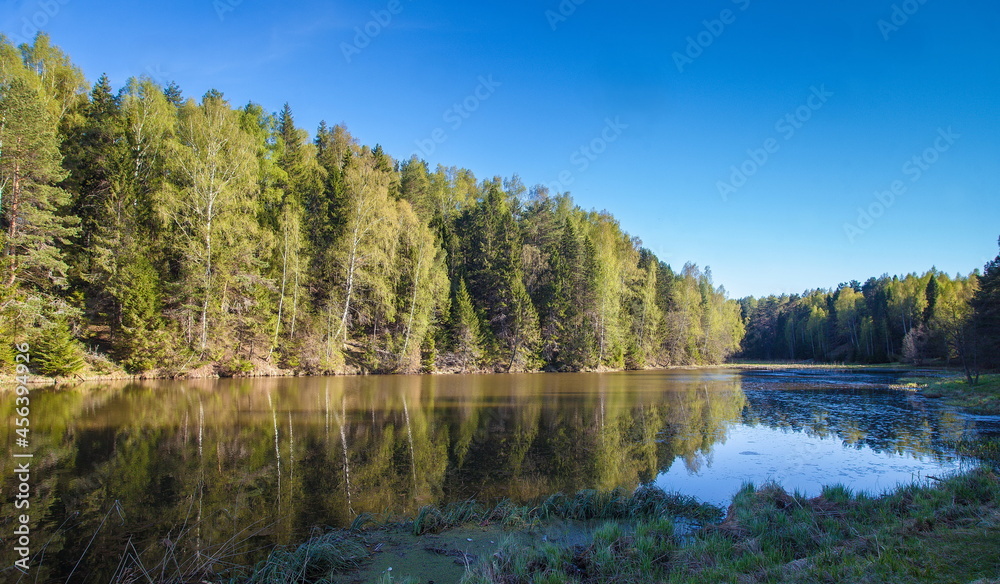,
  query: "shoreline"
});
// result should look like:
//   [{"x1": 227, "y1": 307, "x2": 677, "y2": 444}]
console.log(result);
[
  {"x1": 3, "y1": 359, "x2": 963, "y2": 388},
  {"x1": 899, "y1": 373, "x2": 1000, "y2": 415}
]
